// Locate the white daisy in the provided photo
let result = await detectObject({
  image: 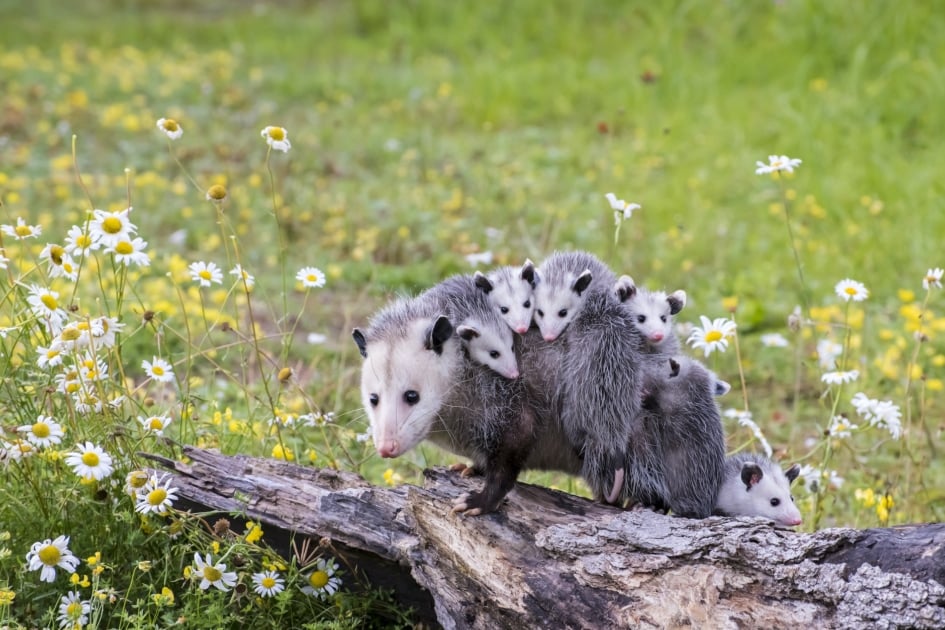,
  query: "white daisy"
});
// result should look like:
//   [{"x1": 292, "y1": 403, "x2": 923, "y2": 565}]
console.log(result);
[
  {"x1": 156, "y1": 117, "x2": 183, "y2": 140},
  {"x1": 89, "y1": 315, "x2": 123, "y2": 349},
  {"x1": 686, "y1": 315, "x2": 737, "y2": 357},
  {"x1": 188, "y1": 261, "x2": 223, "y2": 287},
  {"x1": 821, "y1": 370, "x2": 859, "y2": 385},
  {"x1": 306, "y1": 332, "x2": 327, "y2": 345},
  {"x1": 604, "y1": 192, "x2": 641, "y2": 224},
  {"x1": 57, "y1": 590, "x2": 91, "y2": 628},
  {"x1": 18, "y1": 415, "x2": 65, "y2": 448},
  {"x1": 89, "y1": 208, "x2": 136, "y2": 248},
  {"x1": 192, "y1": 553, "x2": 238, "y2": 591},
  {"x1": 301, "y1": 557, "x2": 342, "y2": 599},
  {"x1": 26, "y1": 284, "x2": 69, "y2": 330},
  {"x1": 25, "y1": 535, "x2": 79, "y2": 583},
  {"x1": 834, "y1": 278, "x2": 869, "y2": 302},
  {"x1": 261, "y1": 125, "x2": 291, "y2": 152},
  {"x1": 755, "y1": 154, "x2": 802, "y2": 175},
  {"x1": 36, "y1": 344, "x2": 64, "y2": 369},
  {"x1": 1, "y1": 217, "x2": 42, "y2": 240},
  {"x1": 134, "y1": 474, "x2": 179, "y2": 515},
  {"x1": 760, "y1": 332, "x2": 789, "y2": 348},
  {"x1": 142, "y1": 357, "x2": 175, "y2": 383},
  {"x1": 296, "y1": 266, "x2": 326, "y2": 288},
  {"x1": 65, "y1": 441, "x2": 114, "y2": 480},
  {"x1": 251, "y1": 570, "x2": 286, "y2": 598},
  {"x1": 827, "y1": 415, "x2": 858, "y2": 439},
  {"x1": 49, "y1": 254, "x2": 79, "y2": 282},
  {"x1": 816, "y1": 338, "x2": 843, "y2": 370},
  {"x1": 0, "y1": 247, "x2": 8, "y2": 269},
  {"x1": 923, "y1": 268, "x2": 943, "y2": 290},
  {"x1": 138, "y1": 414, "x2": 172, "y2": 436},
  {"x1": 1, "y1": 439, "x2": 35, "y2": 463},
  {"x1": 464, "y1": 251, "x2": 493, "y2": 267},
  {"x1": 105, "y1": 236, "x2": 150, "y2": 267},
  {"x1": 229, "y1": 264, "x2": 255, "y2": 289},
  {"x1": 64, "y1": 225, "x2": 101, "y2": 257},
  {"x1": 851, "y1": 392, "x2": 902, "y2": 440}
]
